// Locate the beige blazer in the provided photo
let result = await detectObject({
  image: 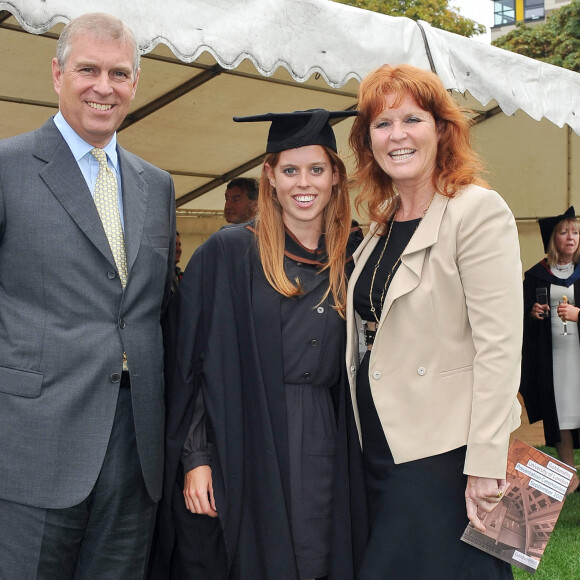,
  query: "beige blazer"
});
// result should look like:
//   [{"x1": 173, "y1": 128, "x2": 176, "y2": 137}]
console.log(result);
[{"x1": 346, "y1": 185, "x2": 523, "y2": 479}]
